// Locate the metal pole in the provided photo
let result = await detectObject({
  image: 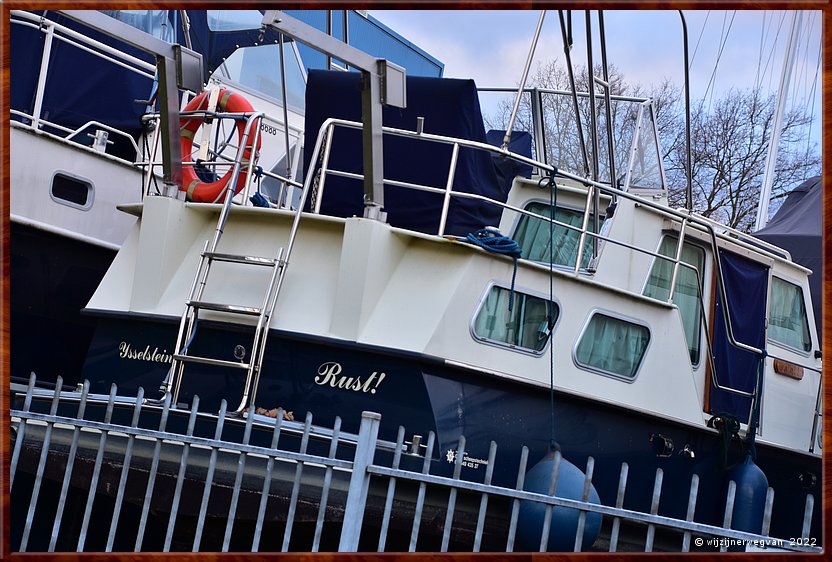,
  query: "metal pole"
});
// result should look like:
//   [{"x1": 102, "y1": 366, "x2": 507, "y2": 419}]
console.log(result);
[
  {"x1": 361, "y1": 67, "x2": 386, "y2": 219},
  {"x1": 261, "y1": 10, "x2": 403, "y2": 222},
  {"x1": 679, "y1": 11, "x2": 693, "y2": 211},
  {"x1": 558, "y1": 11, "x2": 590, "y2": 176},
  {"x1": 503, "y1": 11, "x2": 546, "y2": 149},
  {"x1": 754, "y1": 10, "x2": 802, "y2": 231},
  {"x1": 326, "y1": 10, "x2": 332, "y2": 70},
  {"x1": 530, "y1": 88, "x2": 548, "y2": 168},
  {"x1": 597, "y1": 11, "x2": 617, "y2": 189},
  {"x1": 585, "y1": 11, "x2": 600, "y2": 257},
  {"x1": 31, "y1": 22, "x2": 55, "y2": 131},
  {"x1": 58, "y1": 11, "x2": 203, "y2": 196},
  {"x1": 278, "y1": 33, "x2": 293, "y2": 183},
  {"x1": 338, "y1": 411, "x2": 381, "y2": 551}
]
